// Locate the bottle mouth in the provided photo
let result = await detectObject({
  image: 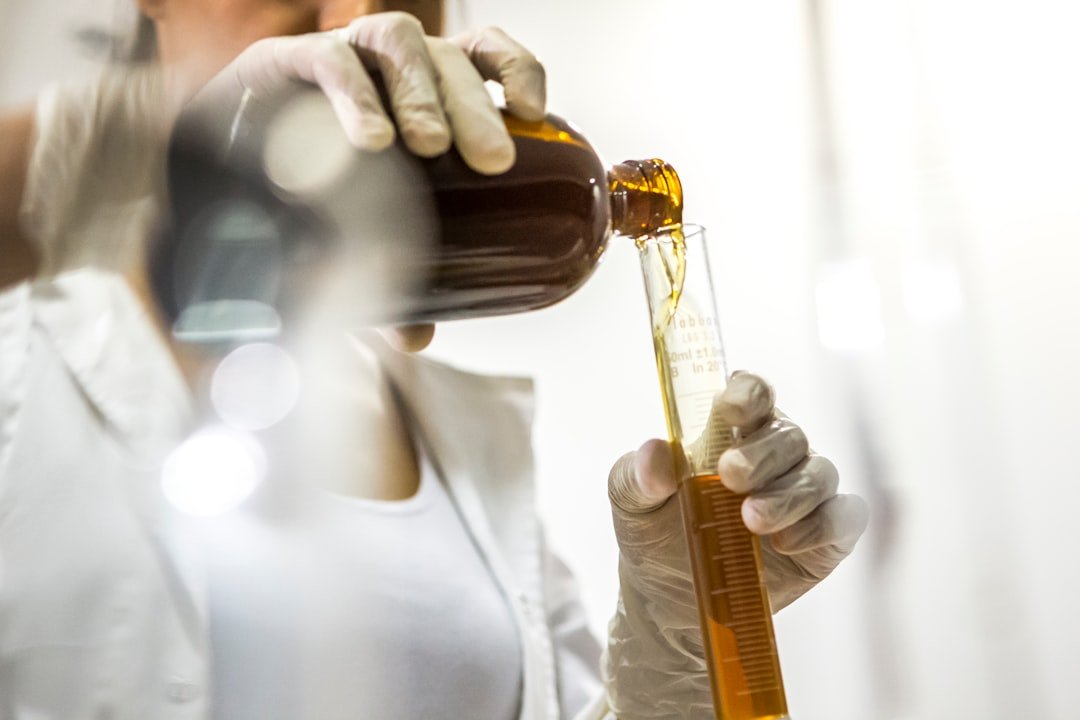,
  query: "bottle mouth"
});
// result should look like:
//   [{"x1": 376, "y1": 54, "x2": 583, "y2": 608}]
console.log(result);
[{"x1": 608, "y1": 159, "x2": 685, "y2": 237}]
